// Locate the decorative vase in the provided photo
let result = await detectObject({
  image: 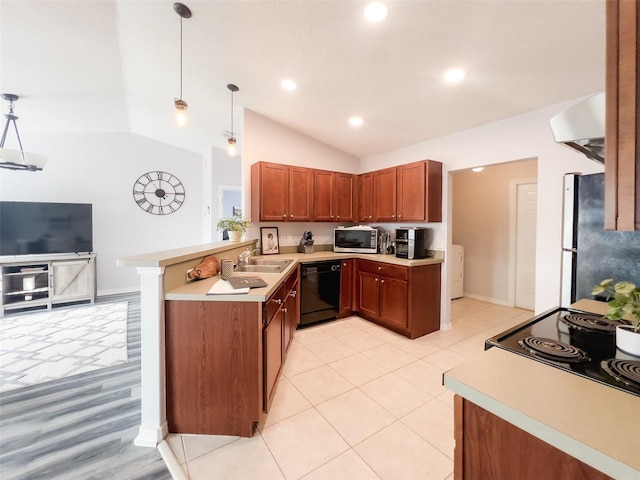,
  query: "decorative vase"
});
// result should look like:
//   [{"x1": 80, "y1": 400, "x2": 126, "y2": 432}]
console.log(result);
[
  {"x1": 228, "y1": 230, "x2": 243, "y2": 242},
  {"x1": 616, "y1": 325, "x2": 640, "y2": 357}
]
